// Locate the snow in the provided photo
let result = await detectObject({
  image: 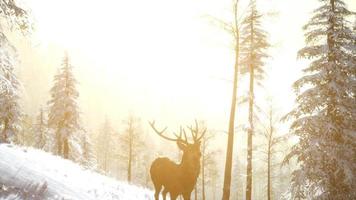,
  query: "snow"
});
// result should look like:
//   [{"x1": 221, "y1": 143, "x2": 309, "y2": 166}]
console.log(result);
[
  {"x1": 0, "y1": 144, "x2": 153, "y2": 200},
  {"x1": 286, "y1": 0, "x2": 356, "y2": 198}
]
